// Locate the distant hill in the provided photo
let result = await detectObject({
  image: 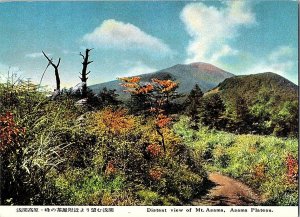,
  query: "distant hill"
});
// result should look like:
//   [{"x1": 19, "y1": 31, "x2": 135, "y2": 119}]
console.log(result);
[
  {"x1": 89, "y1": 62, "x2": 234, "y2": 99},
  {"x1": 206, "y1": 72, "x2": 298, "y2": 106}
]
